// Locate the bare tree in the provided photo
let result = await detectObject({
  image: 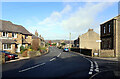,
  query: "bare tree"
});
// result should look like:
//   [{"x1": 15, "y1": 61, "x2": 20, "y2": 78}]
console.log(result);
[{"x1": 32, "y1": 39, "x2": 39, "y2": 51}]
